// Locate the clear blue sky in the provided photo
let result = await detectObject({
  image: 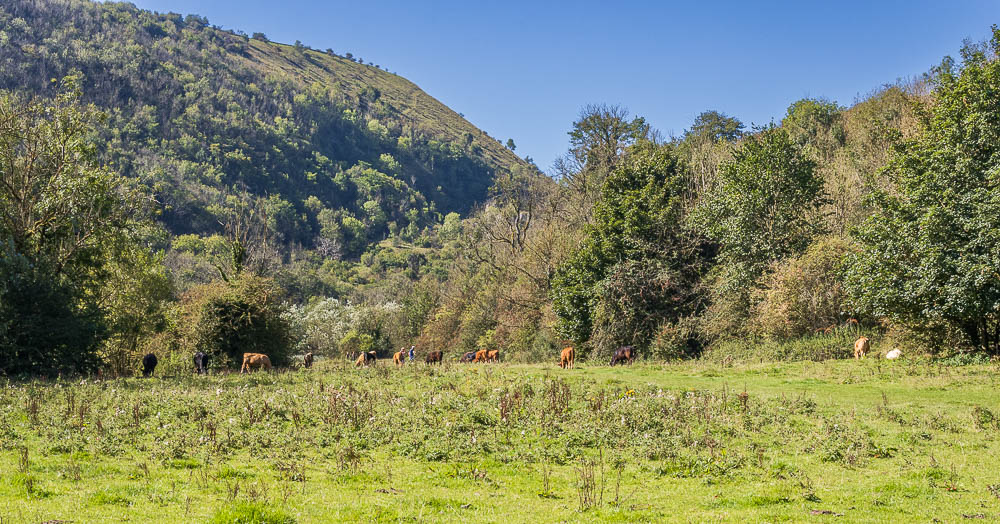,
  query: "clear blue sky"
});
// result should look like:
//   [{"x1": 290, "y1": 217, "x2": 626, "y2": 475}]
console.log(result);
[{"x1": 129, "y1": 0, "x2": 996, "y2": 173}]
